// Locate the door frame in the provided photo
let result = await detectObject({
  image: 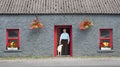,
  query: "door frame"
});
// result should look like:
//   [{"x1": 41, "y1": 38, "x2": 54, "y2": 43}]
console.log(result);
[{"x1": 54, "y1": 25, "x2": 72, "y2": 57}]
